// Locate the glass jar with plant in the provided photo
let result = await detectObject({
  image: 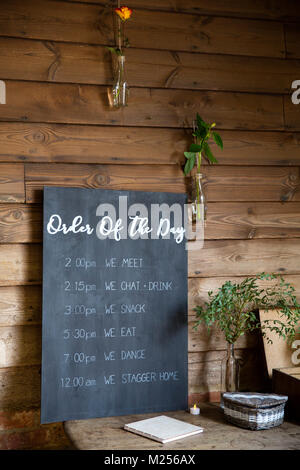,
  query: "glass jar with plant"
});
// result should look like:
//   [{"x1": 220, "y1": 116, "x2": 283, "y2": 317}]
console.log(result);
[
  {"x1": 193, "y1": 273, "x2": 300, "y2": 396},
  {"x1": 183, "y1": 113, "x2": 223, "y2": 222},
  {"x1": 107, "y1": 5, "x2": 133, "y2": 108}
]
